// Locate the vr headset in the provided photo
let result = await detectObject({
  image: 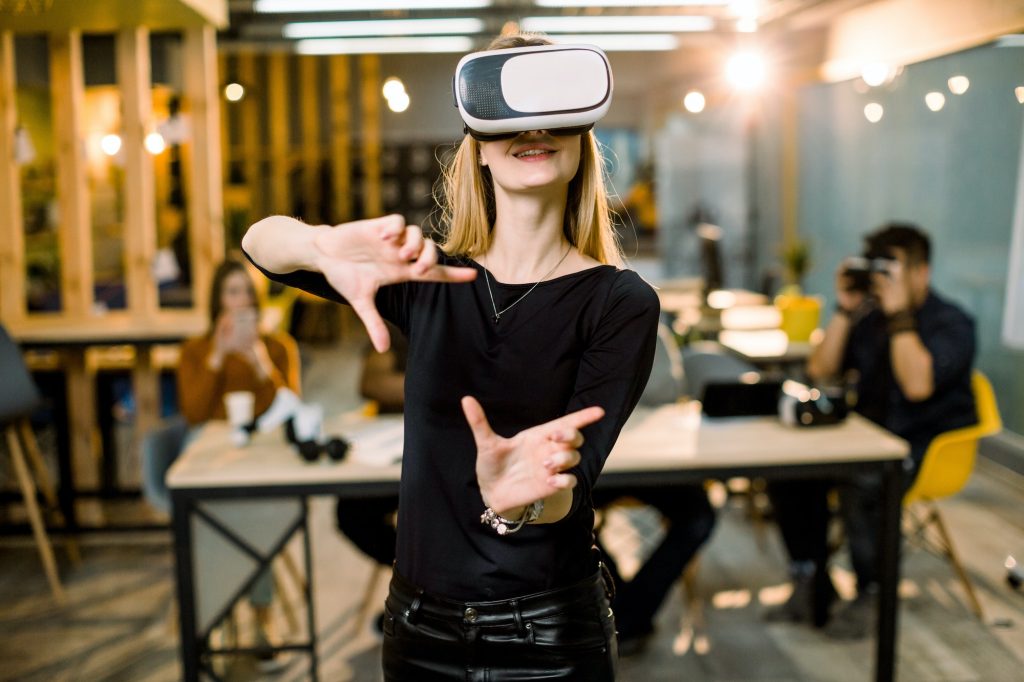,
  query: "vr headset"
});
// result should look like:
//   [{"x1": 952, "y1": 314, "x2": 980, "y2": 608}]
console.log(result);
[{"x1": 453, "y1": 44, "x2": 613, "y2": 142}]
